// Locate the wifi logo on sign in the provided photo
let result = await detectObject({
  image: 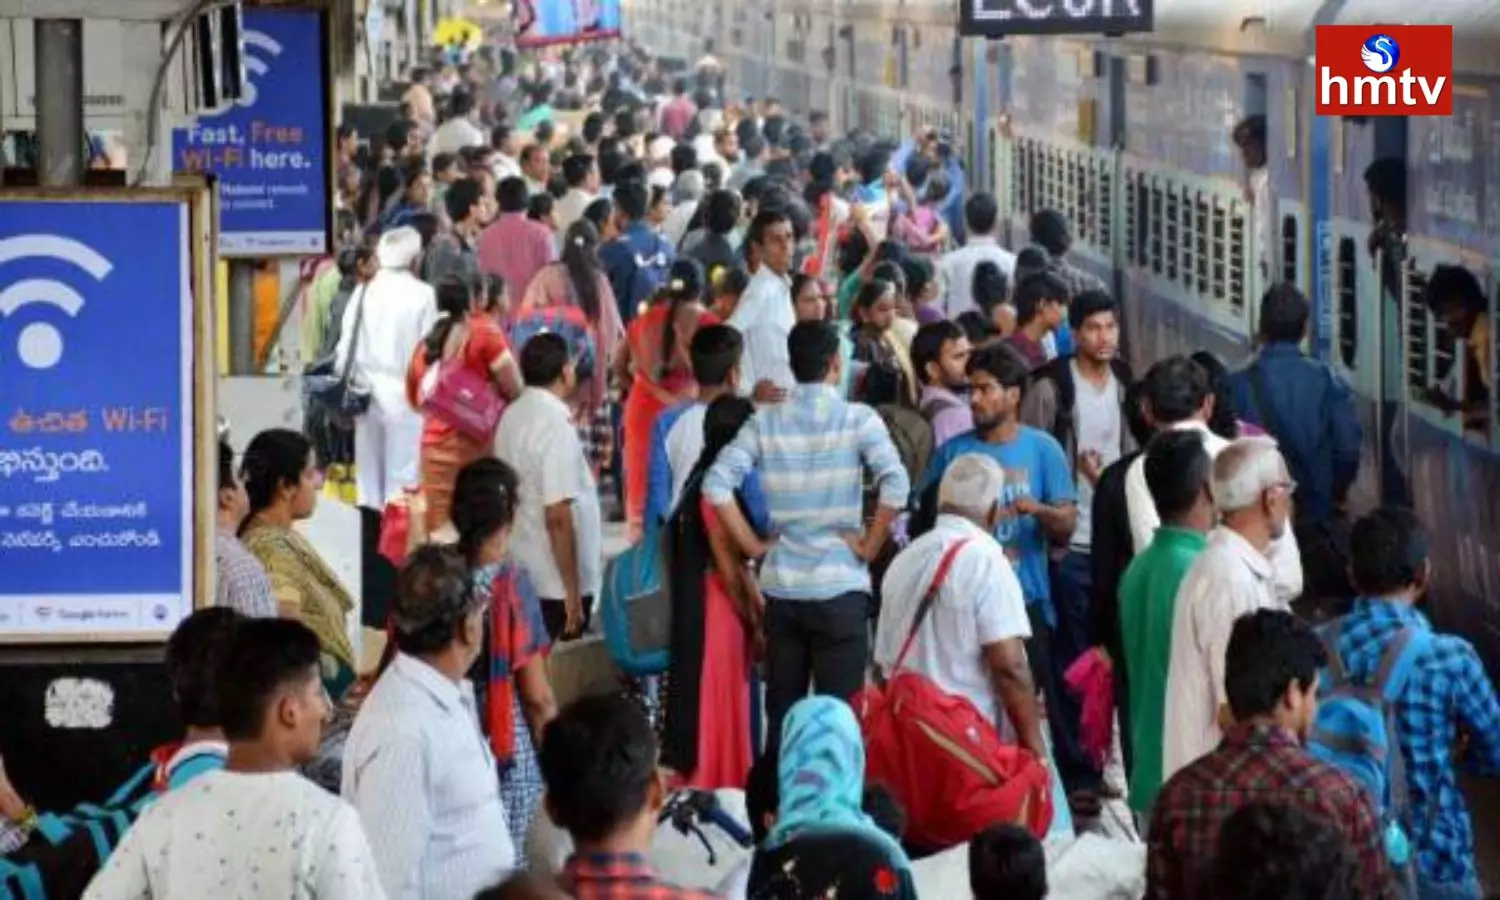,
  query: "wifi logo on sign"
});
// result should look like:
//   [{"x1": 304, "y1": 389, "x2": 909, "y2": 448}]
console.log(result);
[
  {"x1": 235, "y1": 29, "x2": 283, "y2": 108},
  {"x1": 0, "y1": 235, "x2": 113, "y2": 370}
]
